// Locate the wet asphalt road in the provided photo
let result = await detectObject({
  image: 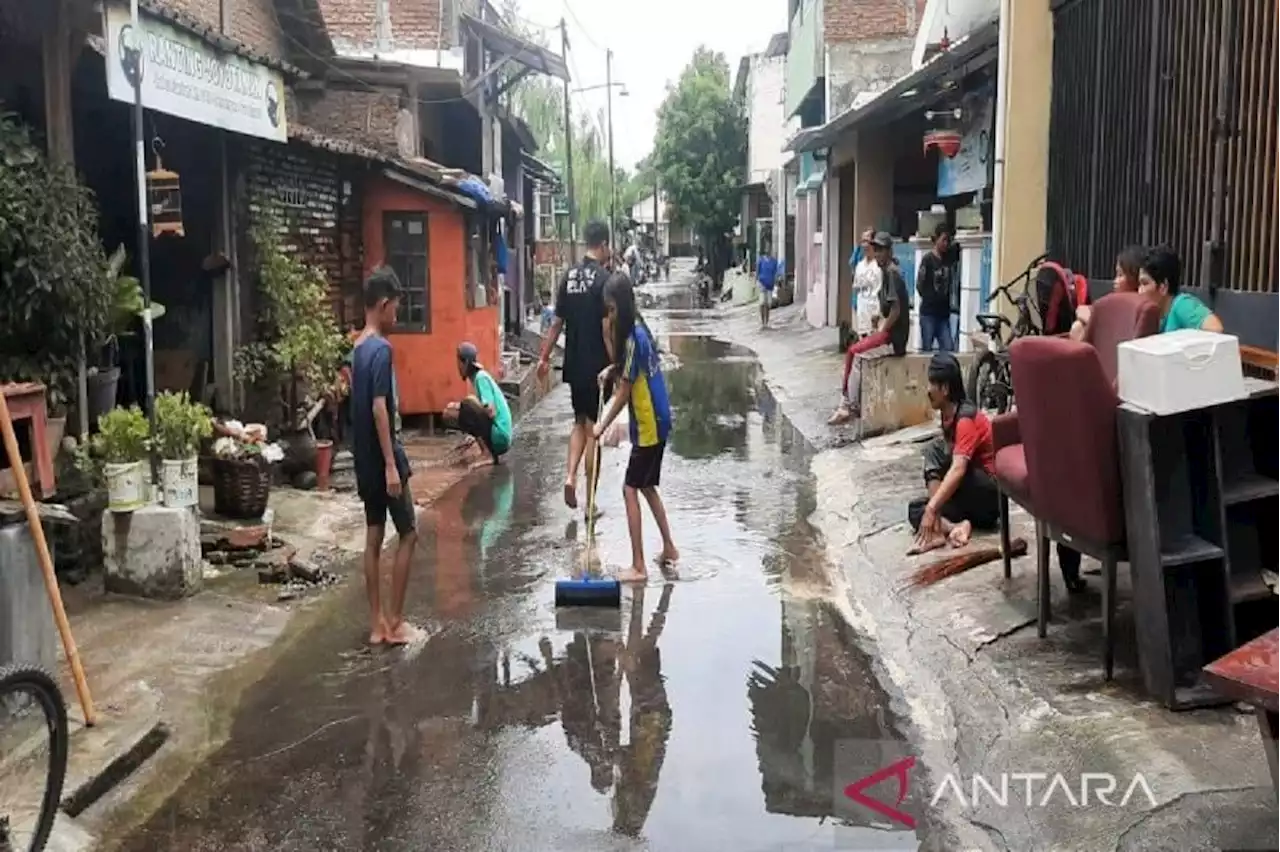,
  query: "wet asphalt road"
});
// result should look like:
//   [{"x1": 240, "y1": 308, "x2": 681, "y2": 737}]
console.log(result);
[{"x1": 117, "y1": 283, "x2": 920, "y2": 852}]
